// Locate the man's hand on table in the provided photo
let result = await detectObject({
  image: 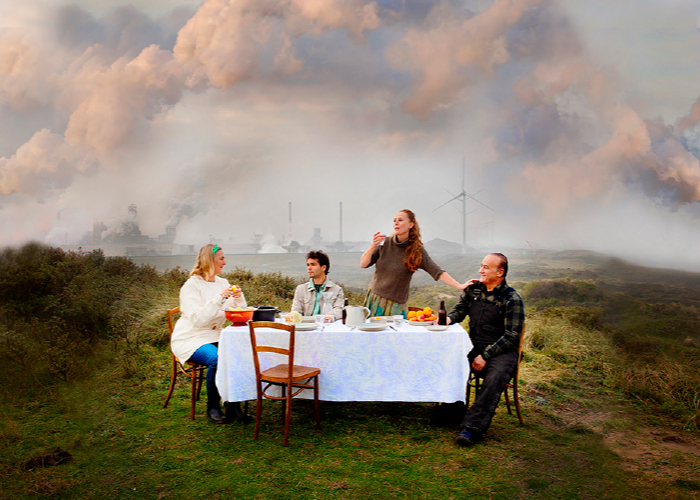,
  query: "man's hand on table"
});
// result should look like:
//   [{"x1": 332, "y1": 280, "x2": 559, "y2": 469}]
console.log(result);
[{"x1": 471, "y1": 355, "x2": 486, "y2": 372}]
